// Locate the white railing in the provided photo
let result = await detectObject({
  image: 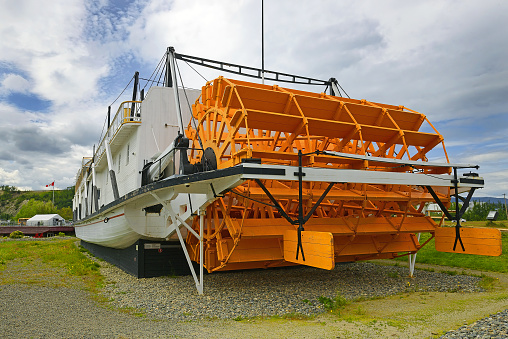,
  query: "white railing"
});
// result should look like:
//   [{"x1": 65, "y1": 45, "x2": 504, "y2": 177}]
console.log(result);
[
  {"x1": 75, "y1": 157, "x2": 92, "y2": 188},
  {"x1": 75, "y1": 101, "x2": 141, "y2": 187},
  {"x1": 95, "y1": 101, "x2": 142, "y2": 166}
]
